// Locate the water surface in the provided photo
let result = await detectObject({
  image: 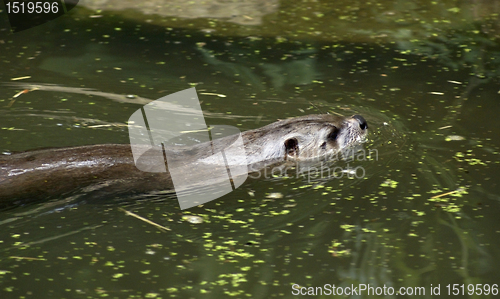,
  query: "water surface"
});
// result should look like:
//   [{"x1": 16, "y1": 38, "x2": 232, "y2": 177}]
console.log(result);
[{"x1": 1, "y1": 2, "x2": 499, "y2": 298}]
